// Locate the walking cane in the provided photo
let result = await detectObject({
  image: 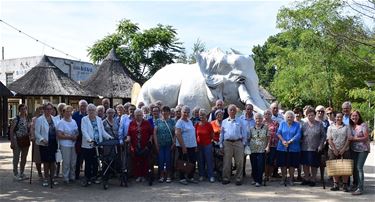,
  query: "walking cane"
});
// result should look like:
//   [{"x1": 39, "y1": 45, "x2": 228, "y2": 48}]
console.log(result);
[
  {"x1": 50, "y1": 162, "x2": 53, "y2": 188},
  {"x1": 30, "y1": 141, "x2": 34, "y2": 184}
]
